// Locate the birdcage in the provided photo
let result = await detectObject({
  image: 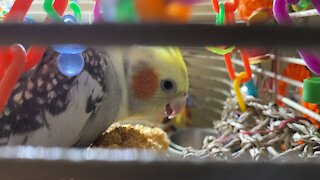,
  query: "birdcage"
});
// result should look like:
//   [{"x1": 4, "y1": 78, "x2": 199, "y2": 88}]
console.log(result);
[{"x1": 0, "y1": 0, "x2": 320, "y2": 179}]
